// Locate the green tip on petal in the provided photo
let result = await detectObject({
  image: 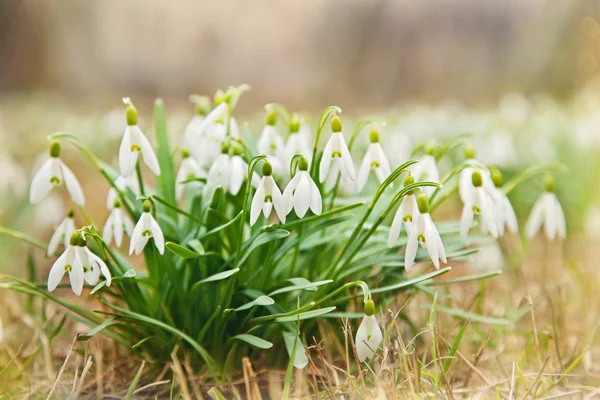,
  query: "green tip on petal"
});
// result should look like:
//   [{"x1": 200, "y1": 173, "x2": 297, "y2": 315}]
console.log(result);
[
  {"x1": 113, "y1": 199, "x2": 121, "y2": 208},
  {"x1": 142, "y1": 200, "x2": 152, "y2": 213},
  {"x1": 265, "y1": 109, "x2": 277, "y2": 126},
  {"x1": 464, "y1": 144, "x2": 476, "y2": 159},
  {"x1": 491, "y1": 168, "x2": 503, "y2": 188},
  {"x1": 369, "y1": 128, "x2": 380, "y2": 143},
  {"x1": 364, "y1": 299, "x2": 376, "y2": 316},
  {"x1": 262, "y1": 161, "x2": 273, "y2": 176},
  {"x1": 66, "y1": 208, "x2": 74, "y2": 218},
  {"x1": 298, "y1": 157, "x2": 309, "y2": 171},
  {"x1": 214, "y1": 89, "x2": 225, "y2": 106},
  {"x1": 417, "y1": 194, "x2": 429, "y2": 214},
  {"x1": 289, "y1": 114, "x2": 300, "y2": 133},
  {"x1": 49, "y1": 141, "x2": 61, "y2": 158},
  {"x1": 544, "y1": 174, "x2": 555, "y2": 192},
  {"x1": 69, "y1": 232, "x2": 81, "y2": 246},
  {"x1": 331, "y1": 116, "x2": 342, "y2": 133},
  {"x1": 471, "y1": 171, "x2": 483, "y2": 188},
  {"x1": 126, "y1": 105, "x2": 138, "y2": 126},
  {"x1": 181, "y1": 148, "x2": 191, "y2": 159}
]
